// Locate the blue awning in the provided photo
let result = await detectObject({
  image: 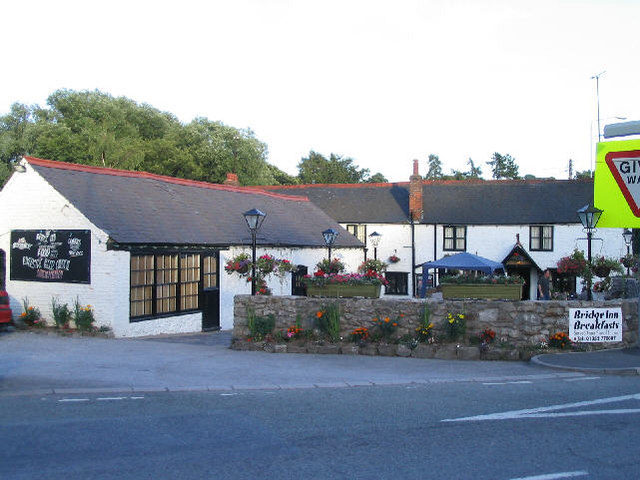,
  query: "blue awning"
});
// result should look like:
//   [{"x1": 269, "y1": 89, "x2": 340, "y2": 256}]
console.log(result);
[{"x1": 420, "y1": 252, "x2": 505, "y2": 297}]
